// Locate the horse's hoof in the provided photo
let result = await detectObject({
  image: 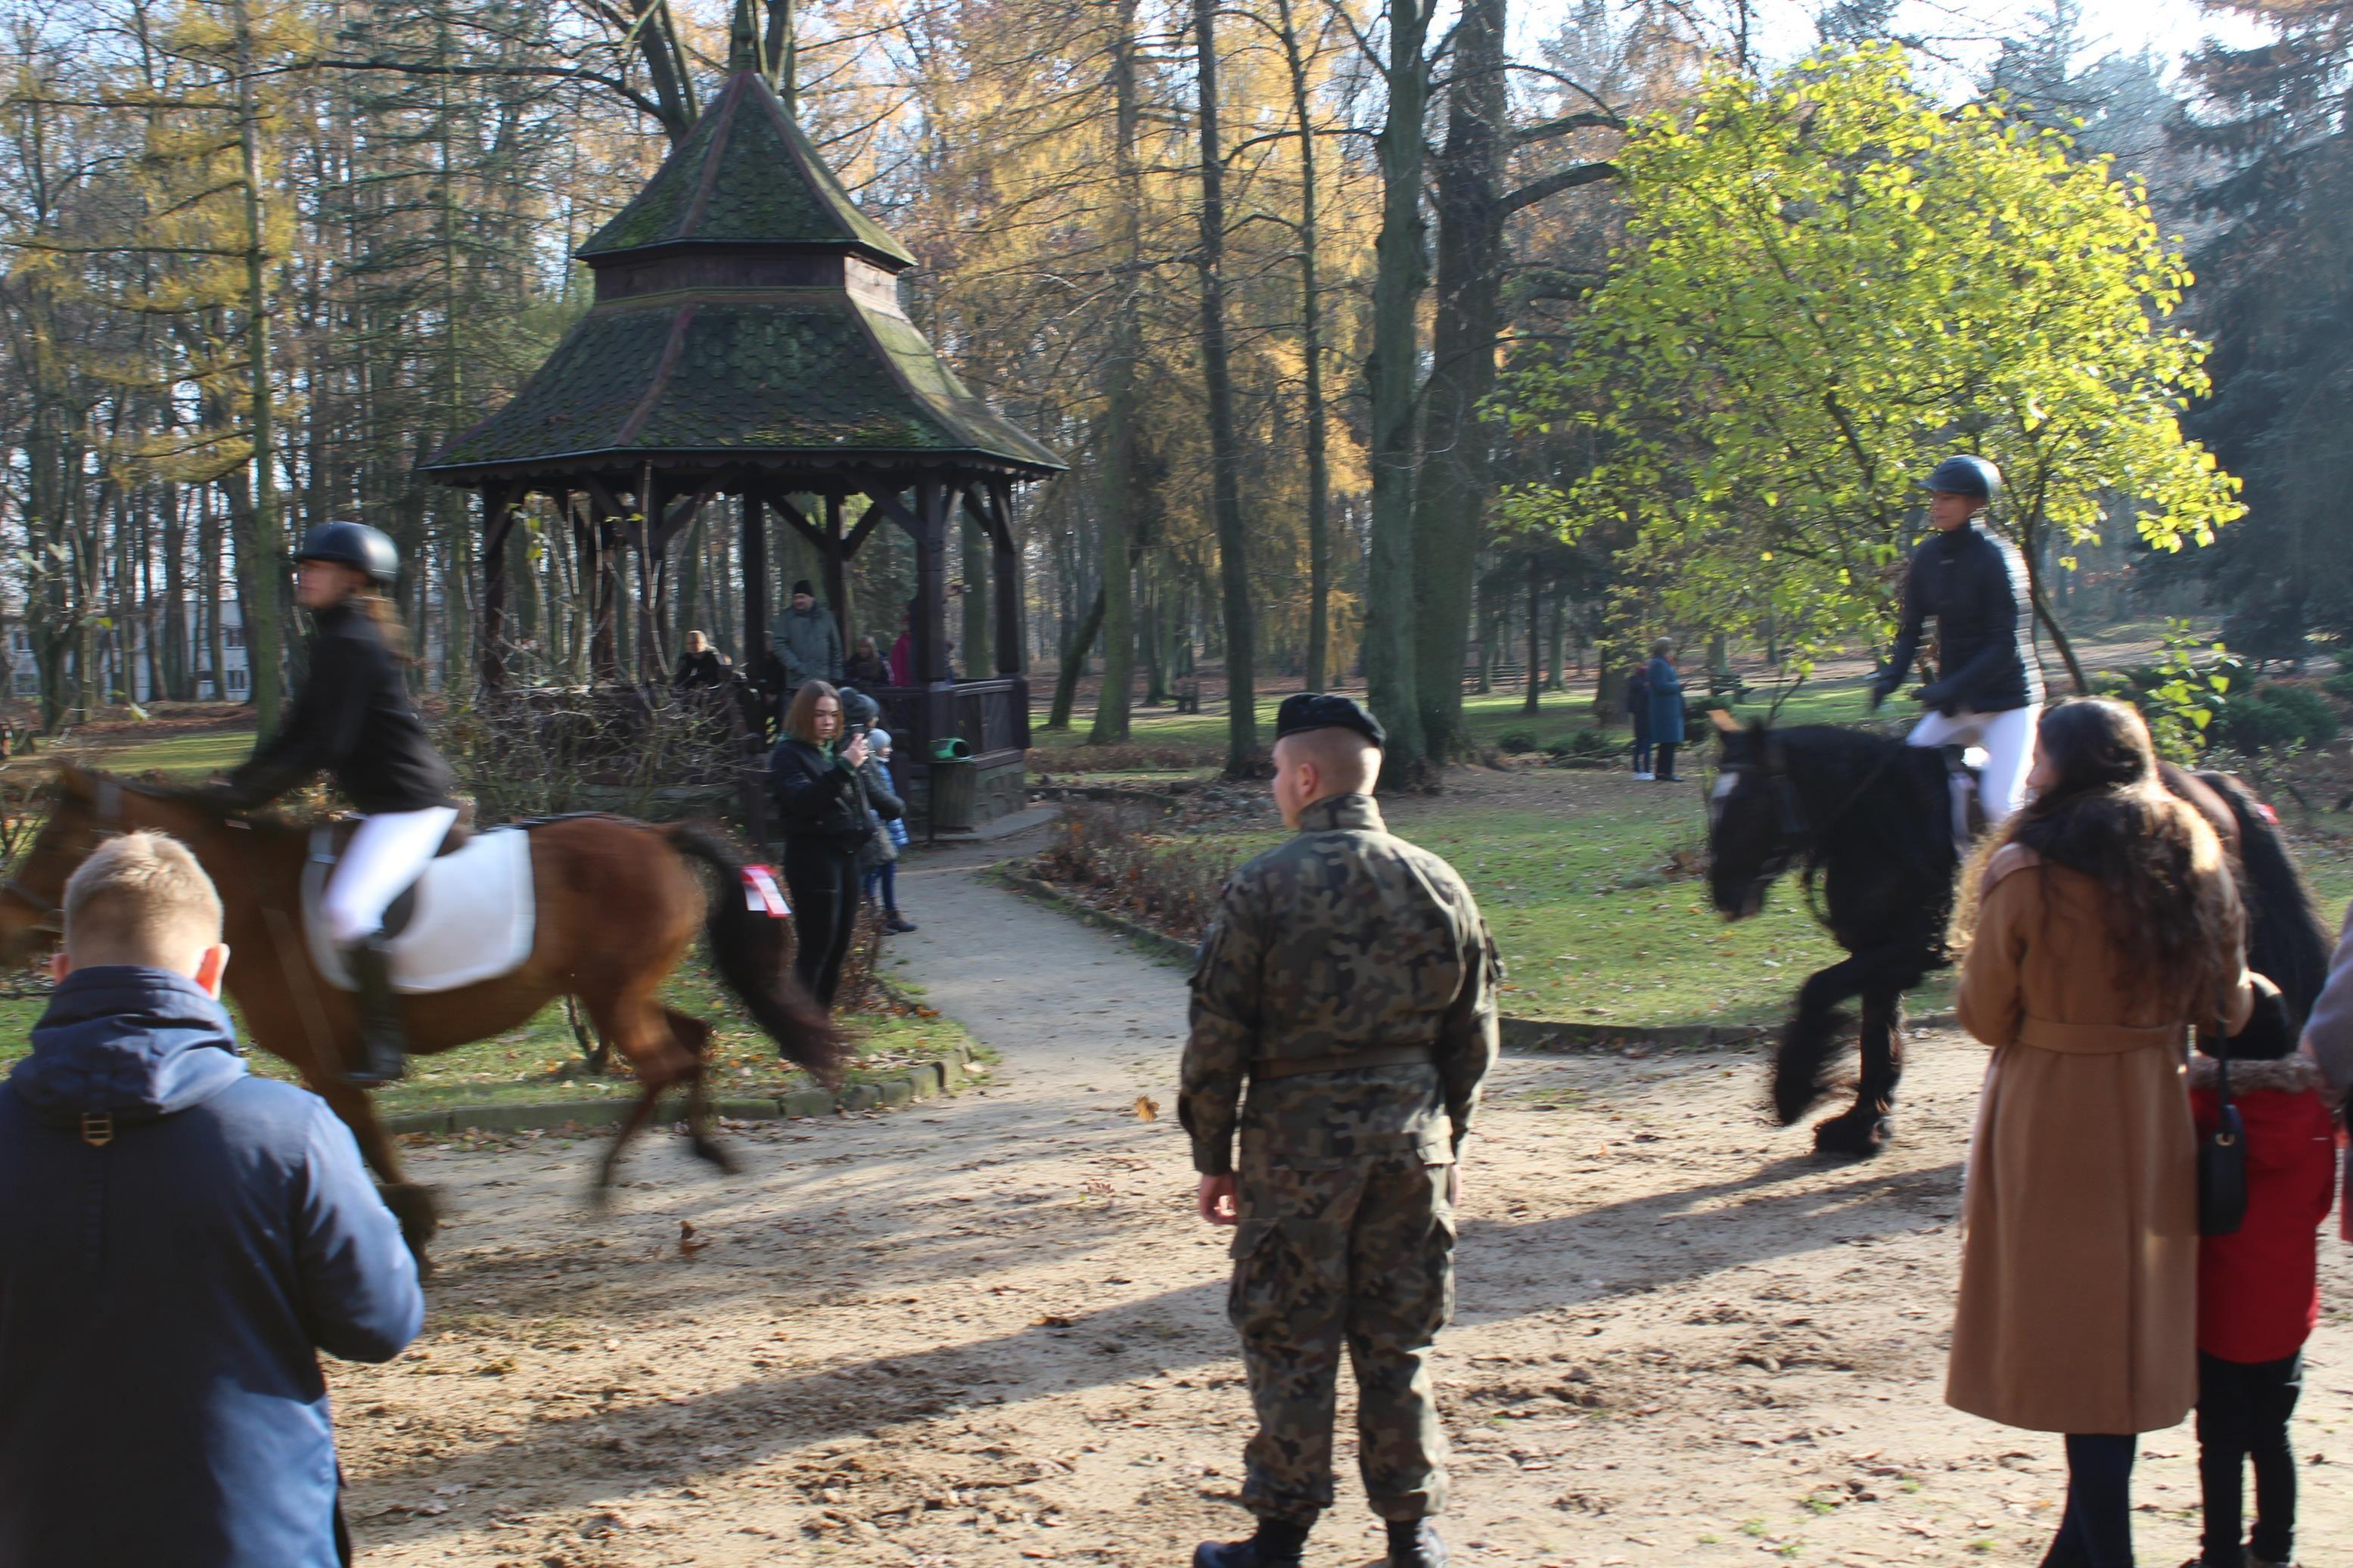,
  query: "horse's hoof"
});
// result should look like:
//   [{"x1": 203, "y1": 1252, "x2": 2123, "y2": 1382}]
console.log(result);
[
  {"x1": 1811, "y1": 1113, "x2": 1891, "y2": 1159},
  {"x1": 689, "y1": 1136, "x2": 740, "y2": 1175}
]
